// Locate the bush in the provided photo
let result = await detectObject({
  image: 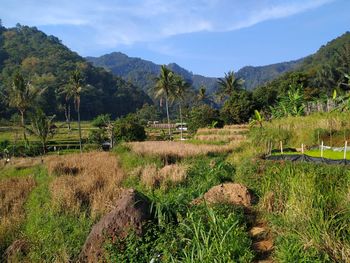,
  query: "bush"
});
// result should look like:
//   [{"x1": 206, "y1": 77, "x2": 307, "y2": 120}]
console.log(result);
[
  {"x1": 114, "y1": 115, "x2": 146, "y2": 142},
  {"x1": 220, "y1": 91, "x2": 255, "y2": 124},
  {"x1": 187, "y1": 105, "x2": 223, "y2": 132}
]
